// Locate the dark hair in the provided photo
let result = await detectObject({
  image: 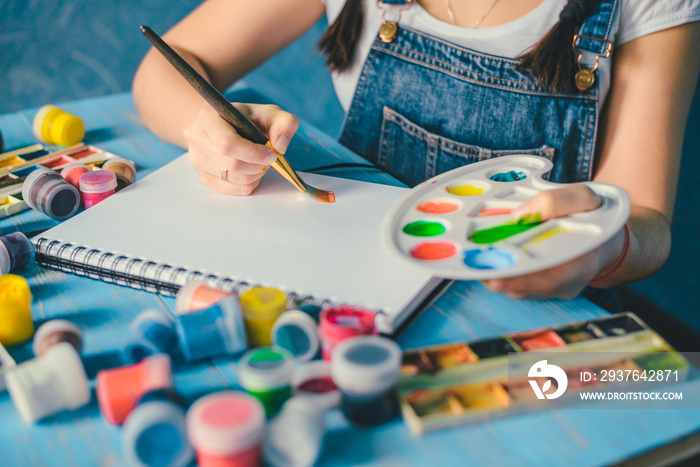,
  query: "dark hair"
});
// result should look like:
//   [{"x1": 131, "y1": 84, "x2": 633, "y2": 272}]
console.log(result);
[{"x1": 318, "y1": 0, "x2": 602, "y2": 92}]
